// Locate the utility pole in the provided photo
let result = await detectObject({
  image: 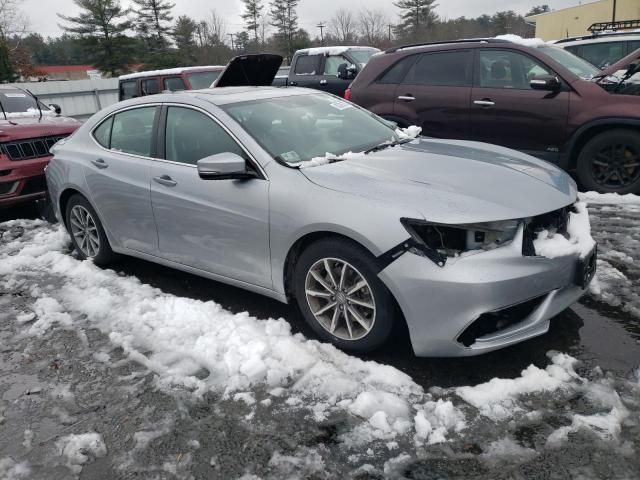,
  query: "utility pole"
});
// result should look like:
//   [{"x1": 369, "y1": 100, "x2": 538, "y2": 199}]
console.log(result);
[
  {"x1": 317, "y1": 22, "x2": 326, "y2": 45},
  {"x1": 228, "y1": 33, "x2": 235, "y2": 50},
  {"x1": 612, "y1": 0, "x2": 617, "y2": 22},
  {"x1": 388, "y1": 24, "x2": 393, "y2": 42}
]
